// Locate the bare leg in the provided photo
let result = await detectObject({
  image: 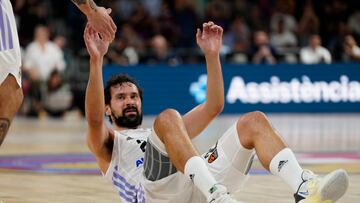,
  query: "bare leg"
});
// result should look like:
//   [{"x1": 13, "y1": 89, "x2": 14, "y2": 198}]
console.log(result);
[
  {"x1": 153, "y1": 109, "x2": 231, "y2": 202},
  {"x1": 153, "y1": 109, "x2": 200, "y2": 173},
  {"x1": 236, "y1": 111, "x2": 286, "y2": 170},
  {"x1": 0, "y1": 74, "x2": 23, "y2": 146}
]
